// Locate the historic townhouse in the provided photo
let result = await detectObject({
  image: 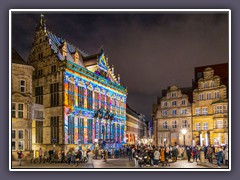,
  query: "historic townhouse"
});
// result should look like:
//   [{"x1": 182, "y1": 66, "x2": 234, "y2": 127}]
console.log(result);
[
  {"x1": 126, "y1": 104, "x2": 147, "y2": 145},
  {"x1": 28, "y1": 15, "x2": 127, "y2": 153},
  {"x1": 155, "y1": 85, "x2": 192, "y2": 146},
  {"x1": 192, "y1": 67, "x2": 228, "y2": 146},
  {"x1": 12, "y1": 49, "x2": 35, "y2": 159}
]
